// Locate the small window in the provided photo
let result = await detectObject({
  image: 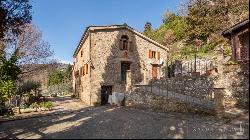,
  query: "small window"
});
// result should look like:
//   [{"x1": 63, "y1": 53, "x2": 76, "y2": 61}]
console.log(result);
[
  {"x1": 81, "y1": 50, "x2": 83, "y2": 57},
  {"x1": 152, "y1": 51, "x2": 156, "y2": 58},
  {"x1": 120, "y1": 35, "x2": 129, "y2": 50}
]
